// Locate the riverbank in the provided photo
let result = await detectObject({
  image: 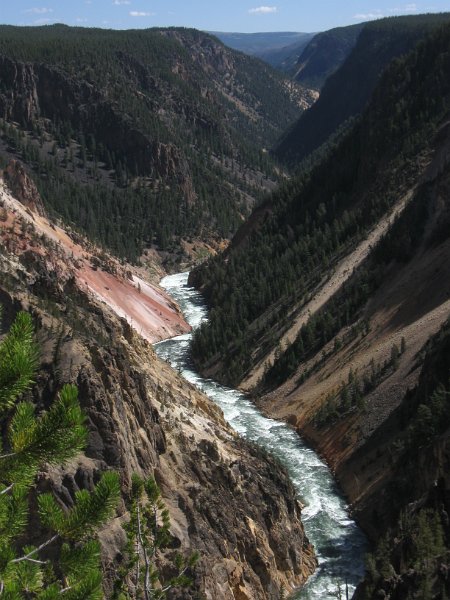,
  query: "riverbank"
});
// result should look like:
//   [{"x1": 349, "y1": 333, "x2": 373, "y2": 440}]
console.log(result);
[{"x1": 155, "y1": 272, "x2": 367, "y2": 599}]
